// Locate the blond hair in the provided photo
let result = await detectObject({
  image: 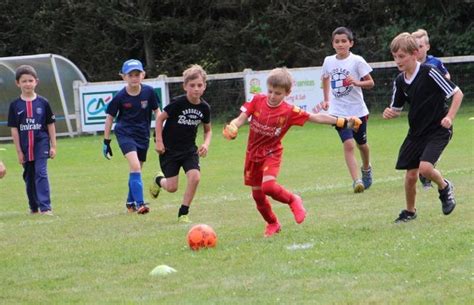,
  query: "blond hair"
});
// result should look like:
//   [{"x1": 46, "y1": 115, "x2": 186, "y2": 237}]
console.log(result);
[
  {"x1": 411, "y1": 28, "x2": 429, "y2": 45},
  {"x1": 390, "y1": 32, "x2": 418, "y2": 54},
  {"x1": 183, "y1": 64, "x2": 207, "y2": 84},
  {"x1": 266, "y1": 67, "x2": 293, "y2": 92}
]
